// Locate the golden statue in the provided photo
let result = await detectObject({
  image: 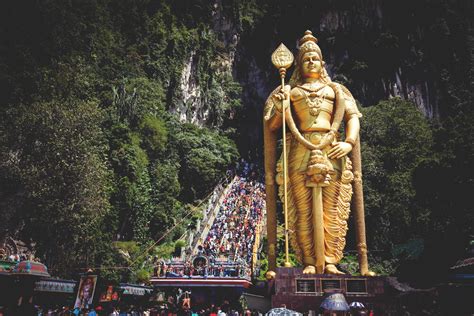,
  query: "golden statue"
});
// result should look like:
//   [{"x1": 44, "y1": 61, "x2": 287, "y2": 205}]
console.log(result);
[{"x1": 264, "y1": 31, "x2": 375, "y2": 277}]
